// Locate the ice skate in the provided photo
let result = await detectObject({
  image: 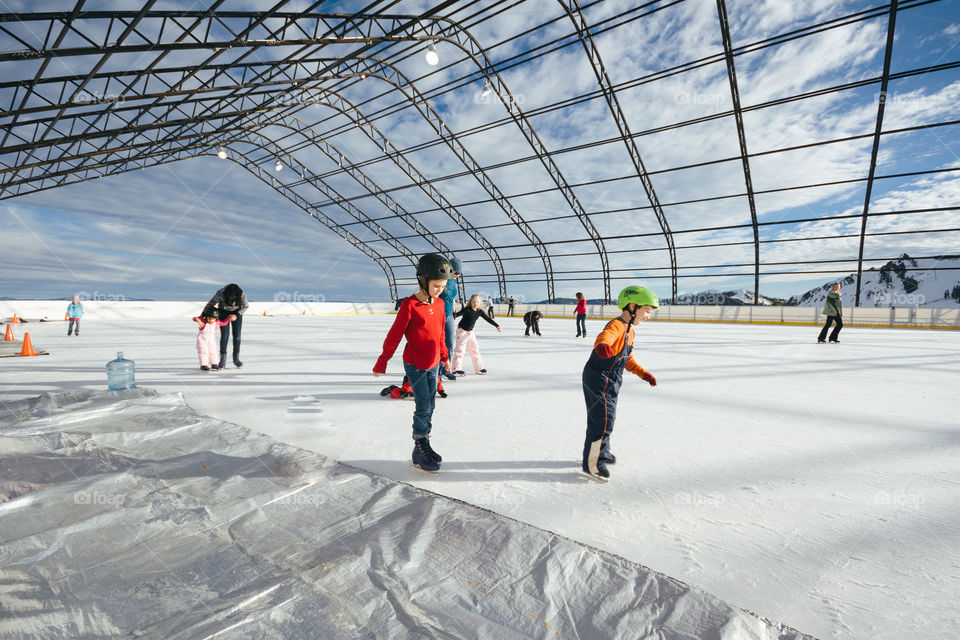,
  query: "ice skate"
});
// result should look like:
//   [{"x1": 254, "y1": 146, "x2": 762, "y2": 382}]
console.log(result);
[{"x1": 412, "y1": 438, "x2": 440, "y2": 472}]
